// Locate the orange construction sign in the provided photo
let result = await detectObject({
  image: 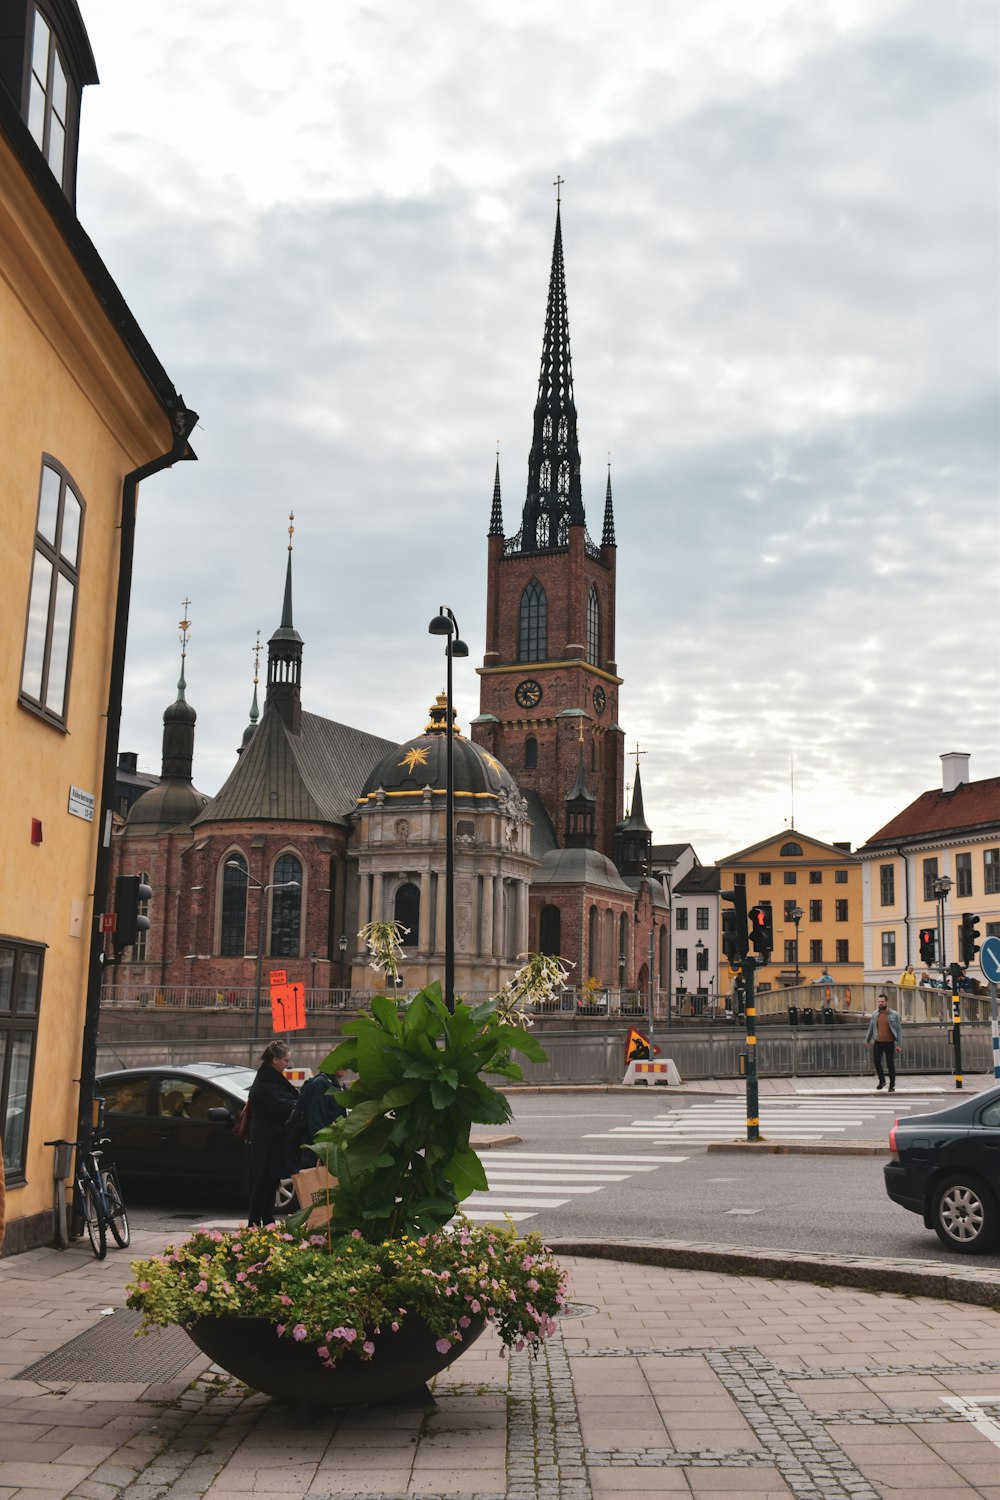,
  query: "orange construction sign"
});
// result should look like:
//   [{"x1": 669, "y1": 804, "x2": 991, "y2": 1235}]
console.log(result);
[
  {"x1": 269, "y1": 976, "x2": 306, "y2": 1032},
  {"x1": 625, "y1": 1026, "x2": 660, "y2": 1063}
]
